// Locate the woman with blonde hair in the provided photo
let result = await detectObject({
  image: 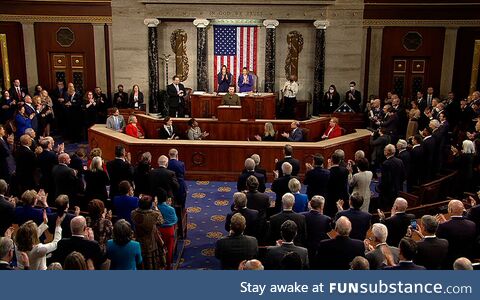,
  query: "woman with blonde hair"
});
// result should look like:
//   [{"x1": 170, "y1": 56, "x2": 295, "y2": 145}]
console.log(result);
[
  {"x1": 254, "y1": 122, "x2": 276, "y2": 141},
  {"x1": 84, "y1": 156, "x2": 110, "y2": 202},
  {"x1": 125, "y1": 115, "x2": 145, "y2": 138},
  {"x1": 15, "y1": 210, "x2": 64, "y2": 270},
  {"x1": 452, "y1": 140, "x2": 476, "y2": 194},
  {"x1": 39, "y1": 90, "x2": 54, "y2": 136}
]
